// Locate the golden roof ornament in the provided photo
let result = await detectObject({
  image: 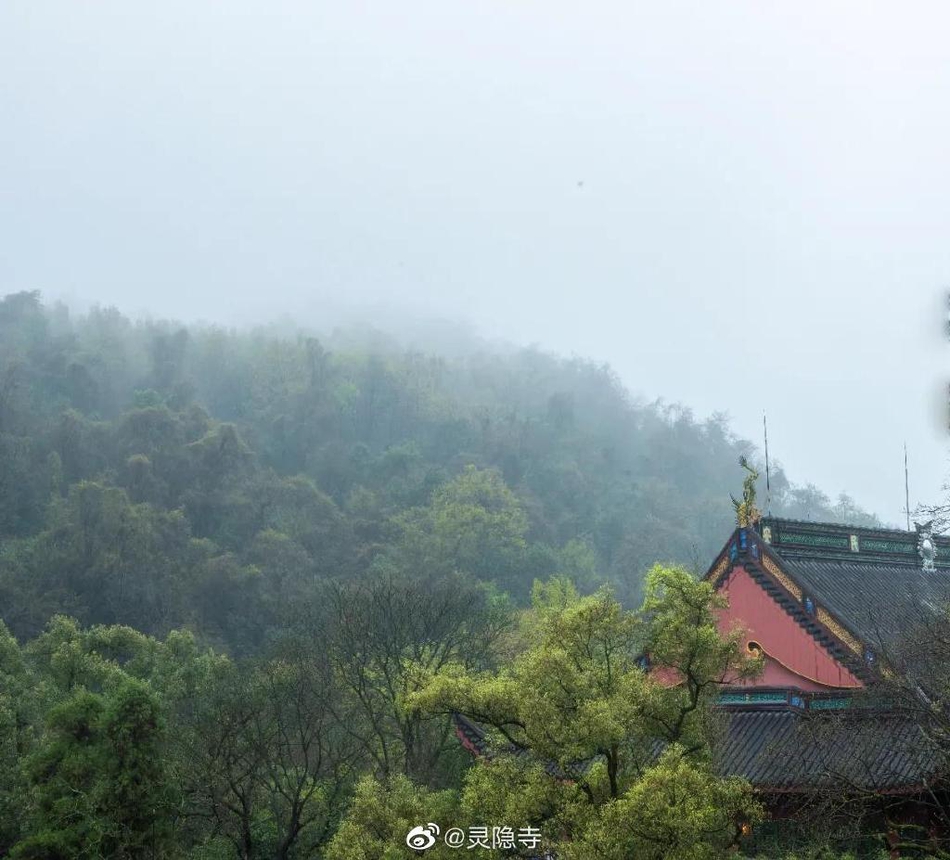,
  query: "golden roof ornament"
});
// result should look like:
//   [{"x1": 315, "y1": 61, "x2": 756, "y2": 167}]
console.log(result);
[{"x1": 731, "y1": 456, "x2": 761, "y2": 528}]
